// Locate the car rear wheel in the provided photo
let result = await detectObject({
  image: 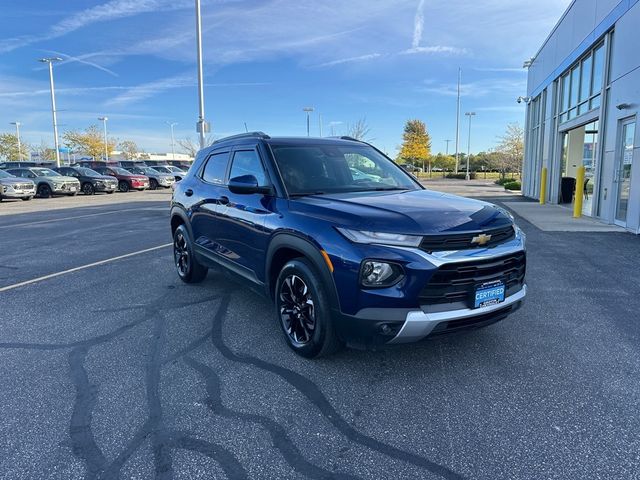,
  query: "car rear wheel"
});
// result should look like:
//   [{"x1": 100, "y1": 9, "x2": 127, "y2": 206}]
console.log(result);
[
  {"x1": 37, "y1": 184, "x2": 52, "y2": 198},
  {"x1": 173, "y1": 224, "x2": 208, "y2": 283},
  {"x1": 118, "y1": 181, "x2": 130, "y2": 192},
  {"x1": 275, "y1": 259, "x2": 341, "y2": 358},
  {"x1": 82, "y1": 183, "x2": 95, "y2": 195},
  {"x1": 149, "y1": 179, "x2": 158, "y2": 190}
]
